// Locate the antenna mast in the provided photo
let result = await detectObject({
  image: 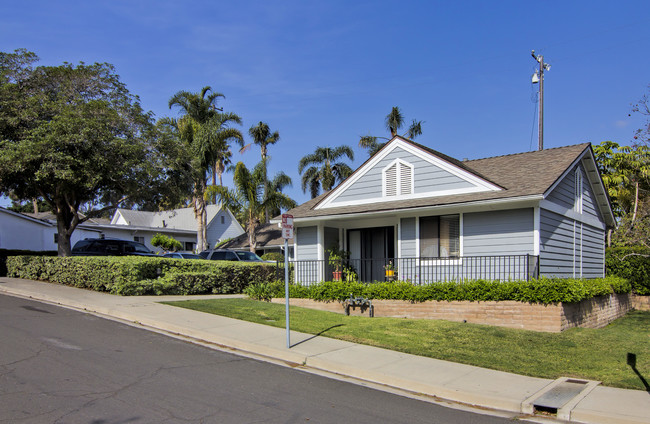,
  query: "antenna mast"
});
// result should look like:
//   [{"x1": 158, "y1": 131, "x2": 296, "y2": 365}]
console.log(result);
[{"x1": 531, "y1": 50, "x2": 551, "y2": 151}]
